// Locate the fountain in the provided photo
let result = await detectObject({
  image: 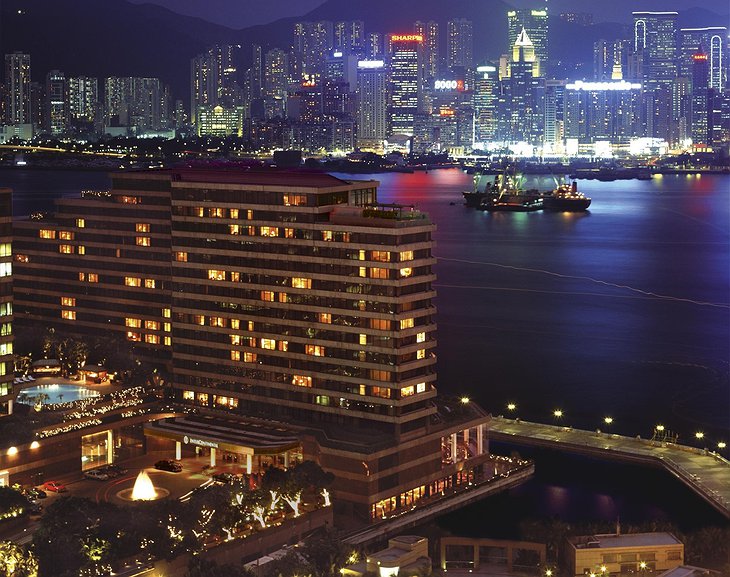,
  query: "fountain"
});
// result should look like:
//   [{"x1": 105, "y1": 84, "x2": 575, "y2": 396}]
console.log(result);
[
  {"x1": 131, "y1": 470, "x2": 157, "y2": 501},
  {"x1": 116, "y1": 469, "x2": 169, "y2": 501}
]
